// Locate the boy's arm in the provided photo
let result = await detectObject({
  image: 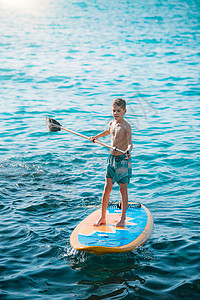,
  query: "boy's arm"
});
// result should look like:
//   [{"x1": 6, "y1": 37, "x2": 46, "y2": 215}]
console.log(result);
[
  {"x1": 125, "y1": 123, "x2": 133, "y2": 159},
  {"x1": 89, "y1": 122, "x2": 111, "y2": 143},
  {"x1": 90, "y1": 129, "x2": 110, "y2": 142}
]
